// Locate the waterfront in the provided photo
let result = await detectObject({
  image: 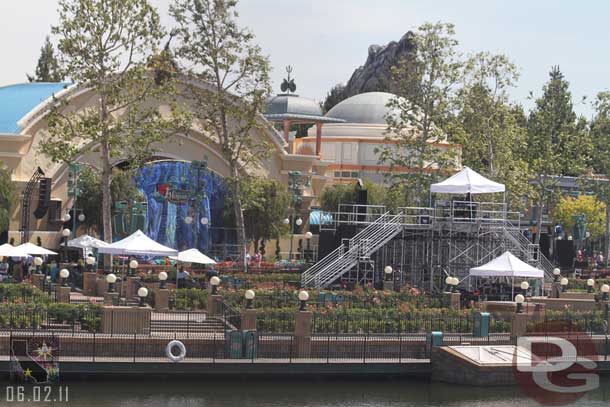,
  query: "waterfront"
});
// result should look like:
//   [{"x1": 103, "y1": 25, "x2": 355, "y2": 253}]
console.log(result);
[{"x1": 0, "y1": 378, "x2": 608, "y2": 407}]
